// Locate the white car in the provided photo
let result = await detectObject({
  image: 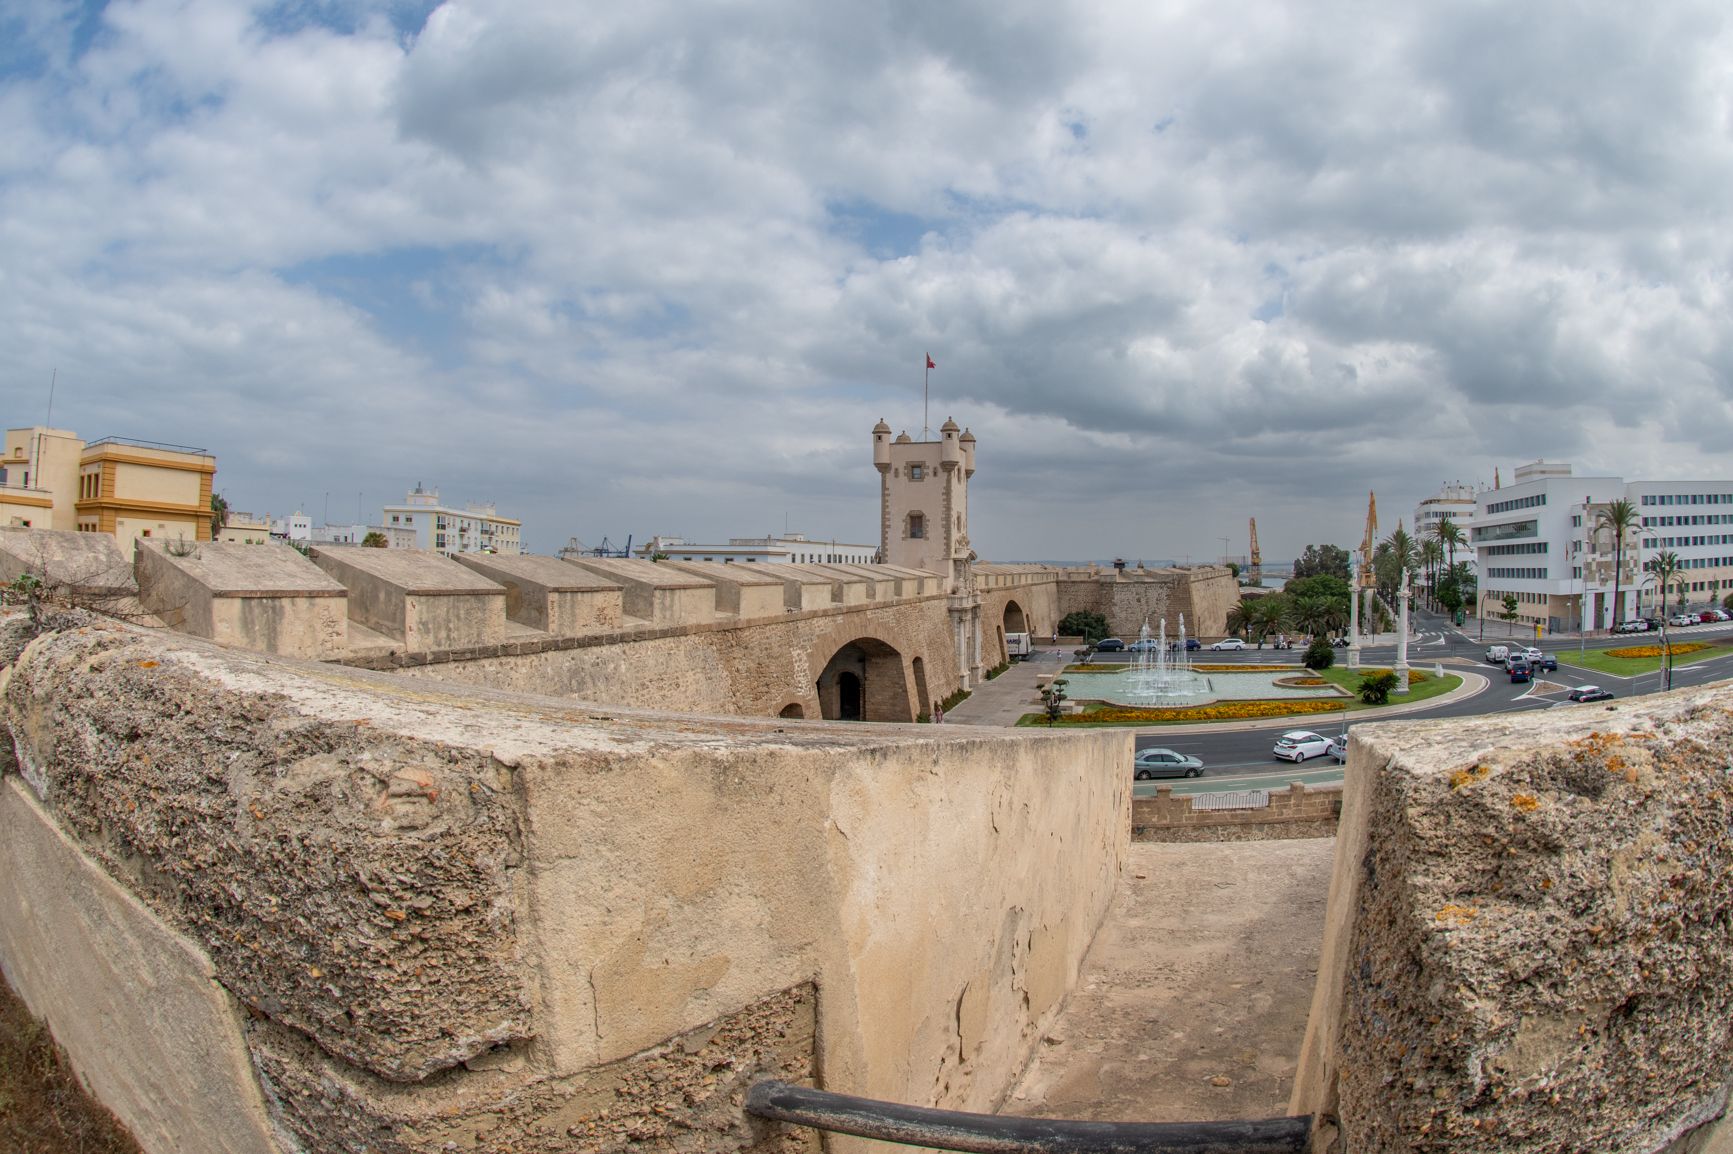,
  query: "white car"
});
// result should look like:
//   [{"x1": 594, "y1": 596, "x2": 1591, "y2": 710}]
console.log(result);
[
  {"x1": 1518, "y1": 647, "x2": 1544, "y2": 664},
  {"x1": 1273, "y1": 730, "x2": 1332, "y2": 762},
  {"x1": 1209, "y1": 638, "x2": 1247, "y2": 651}
]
